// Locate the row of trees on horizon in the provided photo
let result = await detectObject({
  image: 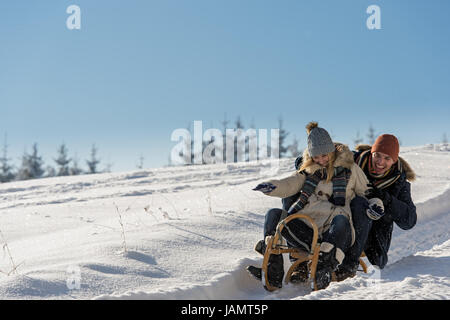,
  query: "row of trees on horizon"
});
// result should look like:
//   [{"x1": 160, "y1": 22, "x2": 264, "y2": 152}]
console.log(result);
[
  {"x1": 0, "y1": 141, "x2": 103, "y2": 183},
  {"x1": 3, "y1": 117, "x2": 444, "y2": 183}
]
